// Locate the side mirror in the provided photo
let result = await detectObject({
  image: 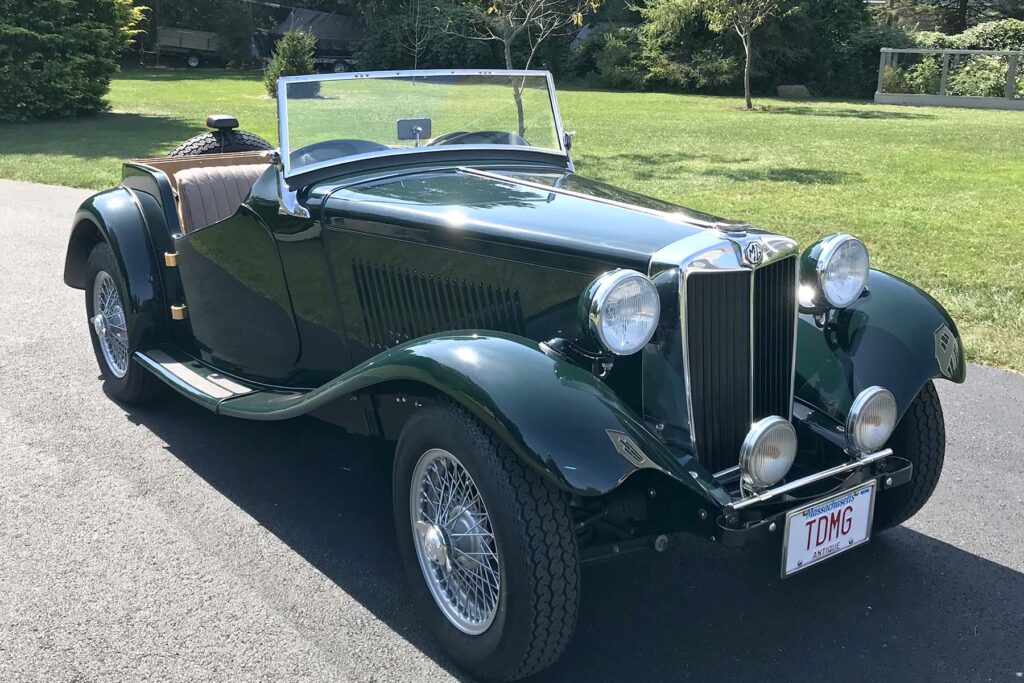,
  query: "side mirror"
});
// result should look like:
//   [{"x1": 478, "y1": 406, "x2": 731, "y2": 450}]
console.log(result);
[
  {"x1": 267, "y1": 150, "x2": 310, "y2": 219},
  {"x1": 564, "y1": 131, "x2": 576, "y2": 151}
]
